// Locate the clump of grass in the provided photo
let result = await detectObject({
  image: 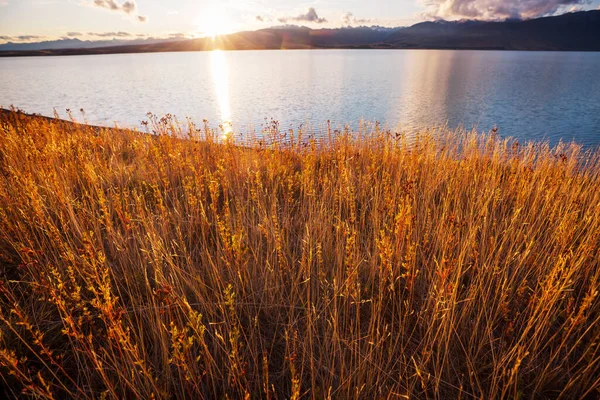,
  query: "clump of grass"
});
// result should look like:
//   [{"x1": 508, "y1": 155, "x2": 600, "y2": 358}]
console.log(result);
[{"x1": 0, "y1": 109, "x2": 599, "y2": 399}]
